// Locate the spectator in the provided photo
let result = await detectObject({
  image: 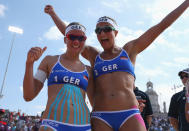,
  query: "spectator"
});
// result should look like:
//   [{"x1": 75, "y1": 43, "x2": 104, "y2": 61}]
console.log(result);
[
  {"x1": 134, "y1": 86, "x2": 153, "y2": 130},
  {"x1": 168, "y1": 68, "x2": 189, "y2": 131}
]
